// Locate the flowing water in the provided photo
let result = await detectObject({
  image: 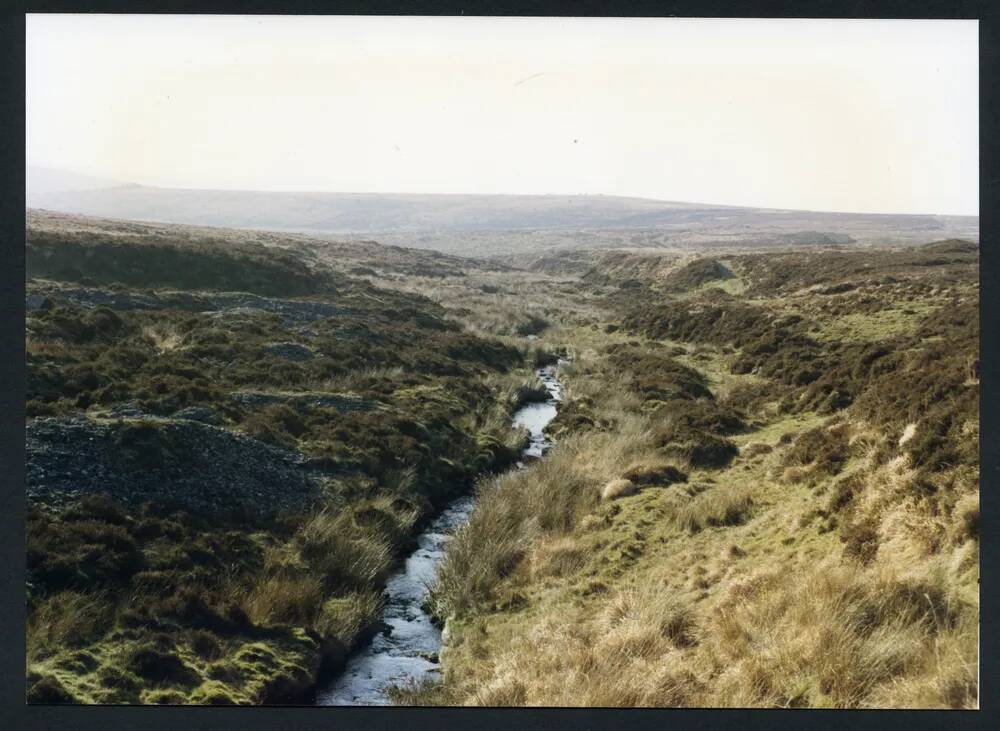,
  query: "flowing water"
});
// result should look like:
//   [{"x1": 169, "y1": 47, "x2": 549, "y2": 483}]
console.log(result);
[{"x1": 317, "y1": 364, "x2": 564, "y2": 705}]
